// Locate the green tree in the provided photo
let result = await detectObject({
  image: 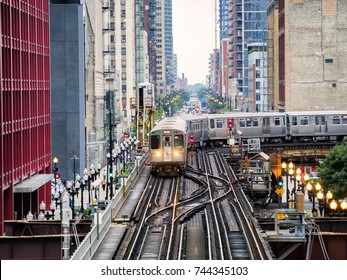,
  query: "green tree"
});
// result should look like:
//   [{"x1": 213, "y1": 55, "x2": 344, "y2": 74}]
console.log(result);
[{"x1": 318, "y1": 139, "x2": 347, "y2": 198}]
